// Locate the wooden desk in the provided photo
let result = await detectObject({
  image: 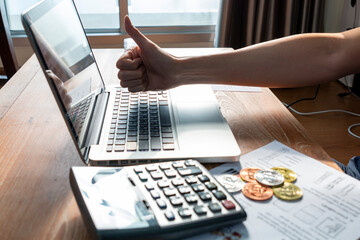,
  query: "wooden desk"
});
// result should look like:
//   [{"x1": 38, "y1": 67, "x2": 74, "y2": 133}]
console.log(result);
[{"x1": 0, "y1": 49, "x2": 341, "y2": 239}]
